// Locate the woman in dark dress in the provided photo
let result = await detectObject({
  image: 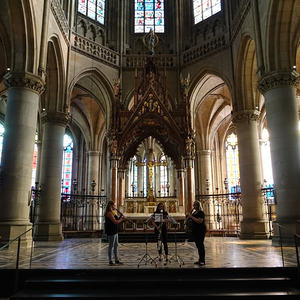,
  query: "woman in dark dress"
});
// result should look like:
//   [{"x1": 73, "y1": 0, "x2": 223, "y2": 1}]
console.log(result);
[
  {"x1": 151, "y1": 202, "x2": 169, "y2": 264},
  {"x1": 188, "y1": 201, "x2": 206, "y2": 265}
]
